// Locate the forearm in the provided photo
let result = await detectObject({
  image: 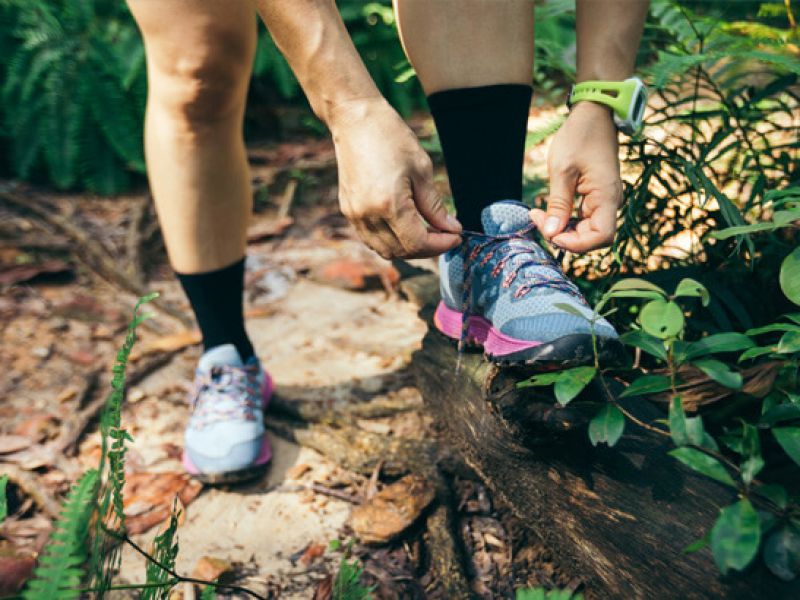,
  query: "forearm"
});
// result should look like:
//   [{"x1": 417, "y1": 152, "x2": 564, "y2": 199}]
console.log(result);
[
  {"x1": 253, "y1": 0, "x2": 383, "y2": 129},
  {"x1": 575, "y1": 0, "x2": 648, "y2": 82}
]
